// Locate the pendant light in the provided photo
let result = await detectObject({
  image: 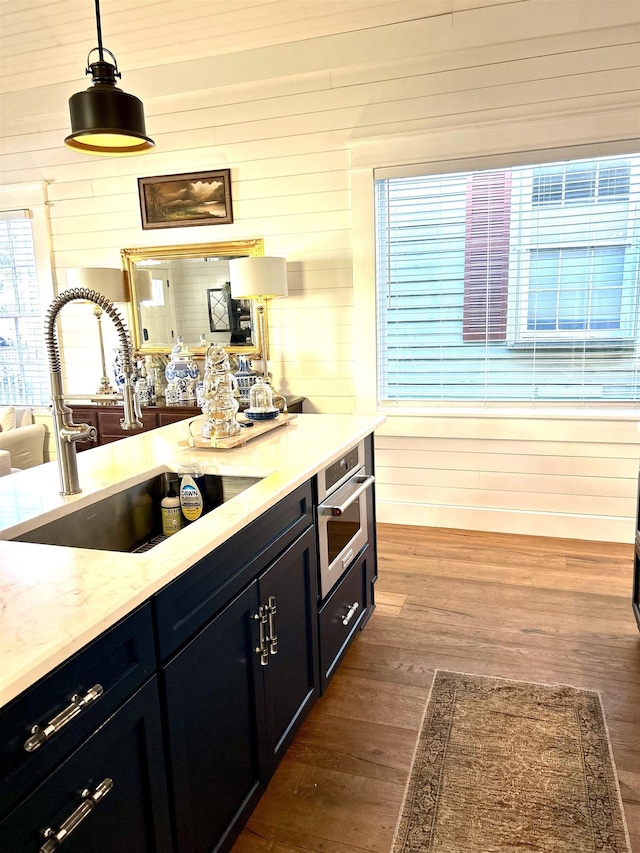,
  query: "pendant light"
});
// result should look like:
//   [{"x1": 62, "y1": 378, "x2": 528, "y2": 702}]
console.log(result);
[{"x1": 65, "y1": 0, "x2": 154, "y2": 155}]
